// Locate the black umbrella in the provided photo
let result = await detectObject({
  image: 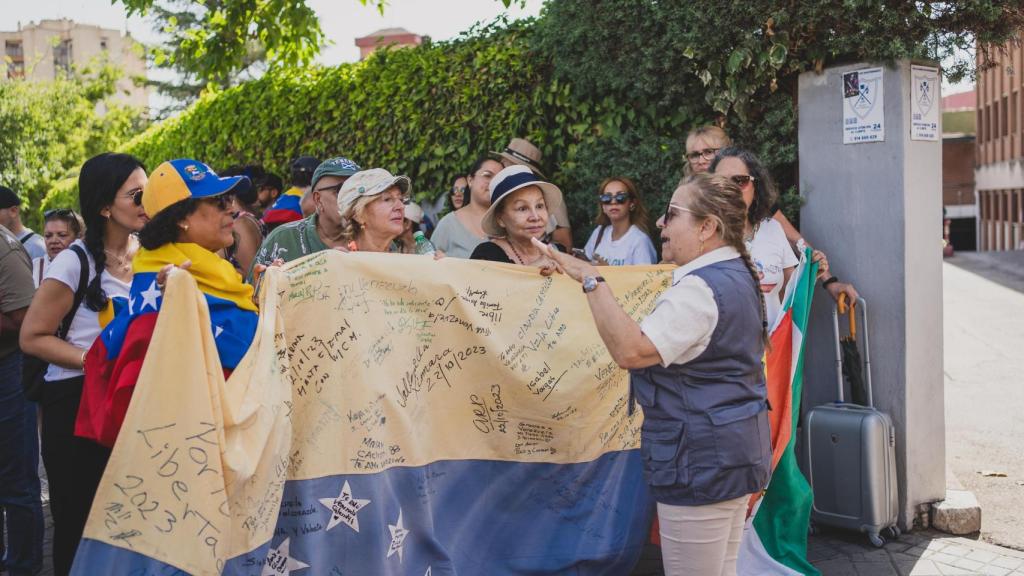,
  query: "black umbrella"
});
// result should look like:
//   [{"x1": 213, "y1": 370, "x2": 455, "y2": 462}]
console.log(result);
[{"x1": 838, "y1": 295, "x2": 868, "y2": 406}]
